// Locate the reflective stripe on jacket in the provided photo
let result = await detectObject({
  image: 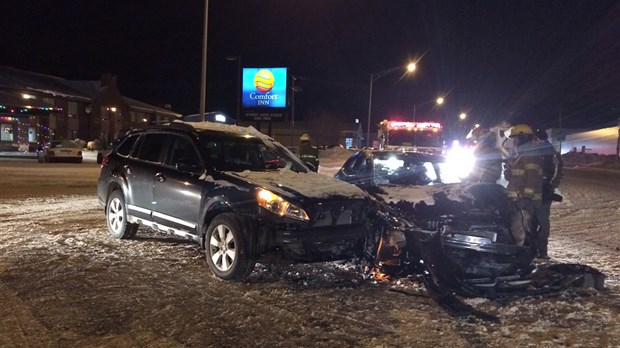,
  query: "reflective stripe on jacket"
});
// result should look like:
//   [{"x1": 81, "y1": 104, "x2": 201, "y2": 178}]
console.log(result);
[{"x1": 506, "y1": 142, "x2": 544, "y2": 202}]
